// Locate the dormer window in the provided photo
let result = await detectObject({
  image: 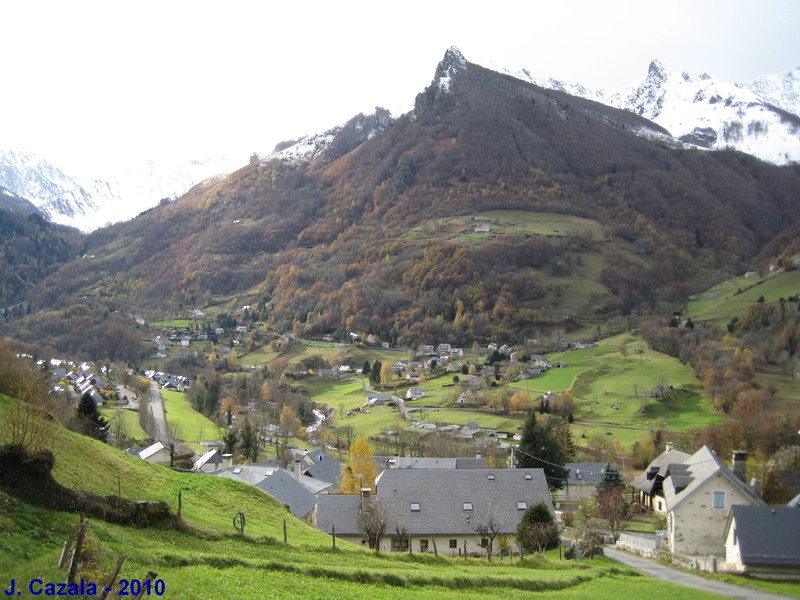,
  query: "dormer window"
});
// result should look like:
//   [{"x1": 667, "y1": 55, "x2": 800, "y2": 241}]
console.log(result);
[{"x1": 463, "y1": 502, "x2": 473, "y2": 511}]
